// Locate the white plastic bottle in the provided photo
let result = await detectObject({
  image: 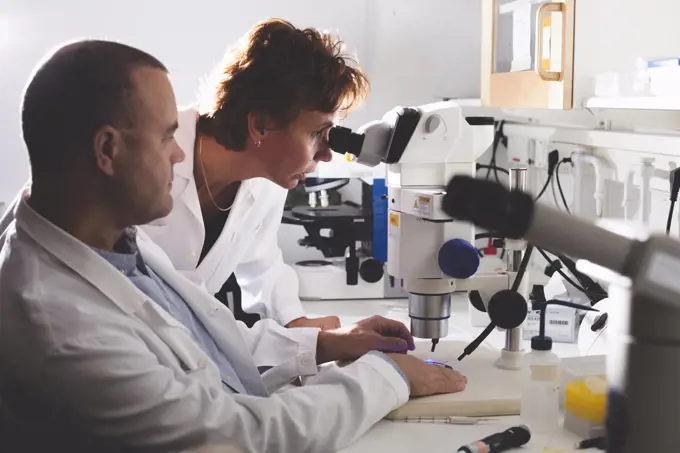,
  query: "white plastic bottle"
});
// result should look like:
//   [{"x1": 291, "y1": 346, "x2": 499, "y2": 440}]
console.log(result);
[{"x1": 519, "y1": 332, "x2": 561, "y2": 433}]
